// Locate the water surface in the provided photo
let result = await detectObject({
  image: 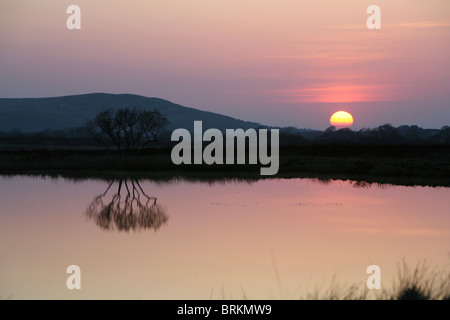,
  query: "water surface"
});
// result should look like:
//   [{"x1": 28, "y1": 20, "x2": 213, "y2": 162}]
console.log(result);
[{"x1": 0, "y1": 176, "x2": 449, "y2": 299}]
